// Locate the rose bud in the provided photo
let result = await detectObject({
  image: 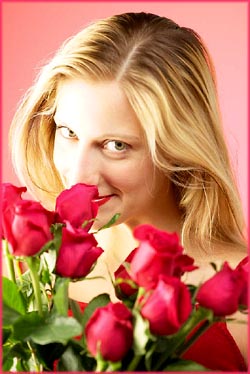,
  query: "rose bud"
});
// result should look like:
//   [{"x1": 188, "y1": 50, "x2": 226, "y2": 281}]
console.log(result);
[
  {"x1": 55, "y1": 183, "x2": 99, "y2": 230},
  {"x1": 85, "y1": 302, "x2": 133, "y2": 362},
  {"x1": 196, "y1": 262, "x2": 245, "y2": 316},
  {"x1": 4, "y1": 200, "x2": 55, "y2": 257},
  {"x1": 235, "y1": 256, "x2": 249, "y2": 307},
  {"x1": 114, "y1": 248, "x2": 138, "y2": 298},
  {"x1": 141, "y1": 275, "x2": 192, "y2": 336},
  {"x1": 55, "y1": 222, "x2": 103, "y2": 278},
  {"x1": 131, "y1": 224, "x2": 193, "y2": 289}
]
